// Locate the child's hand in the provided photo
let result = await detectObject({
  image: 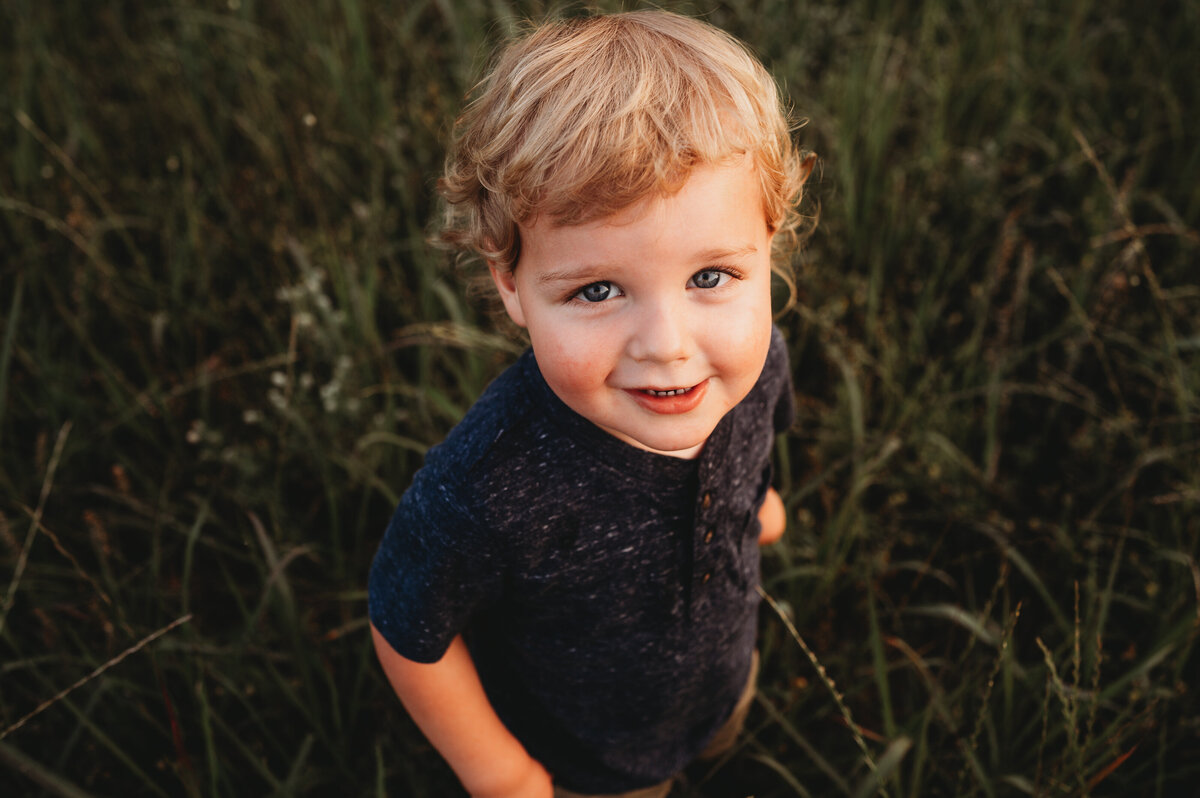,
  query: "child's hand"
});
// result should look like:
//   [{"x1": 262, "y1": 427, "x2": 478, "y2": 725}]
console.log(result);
[
  {"x1": 470, "y1": 755, "x2": 553, "y2": 798},
  {"x1": 372, "y1": 628, "x2": 555, "y2": 798},
  {"x1": 757, "y1": 486, "x2": 785, "y2": 546}
]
